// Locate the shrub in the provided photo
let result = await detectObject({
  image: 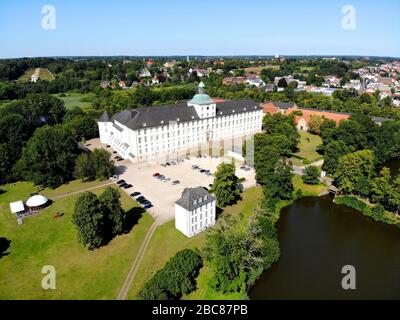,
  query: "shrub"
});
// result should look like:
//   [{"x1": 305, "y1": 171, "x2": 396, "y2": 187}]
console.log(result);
[{"x1": 140, "y1": 249, "x2": 202, "y2": 300}]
